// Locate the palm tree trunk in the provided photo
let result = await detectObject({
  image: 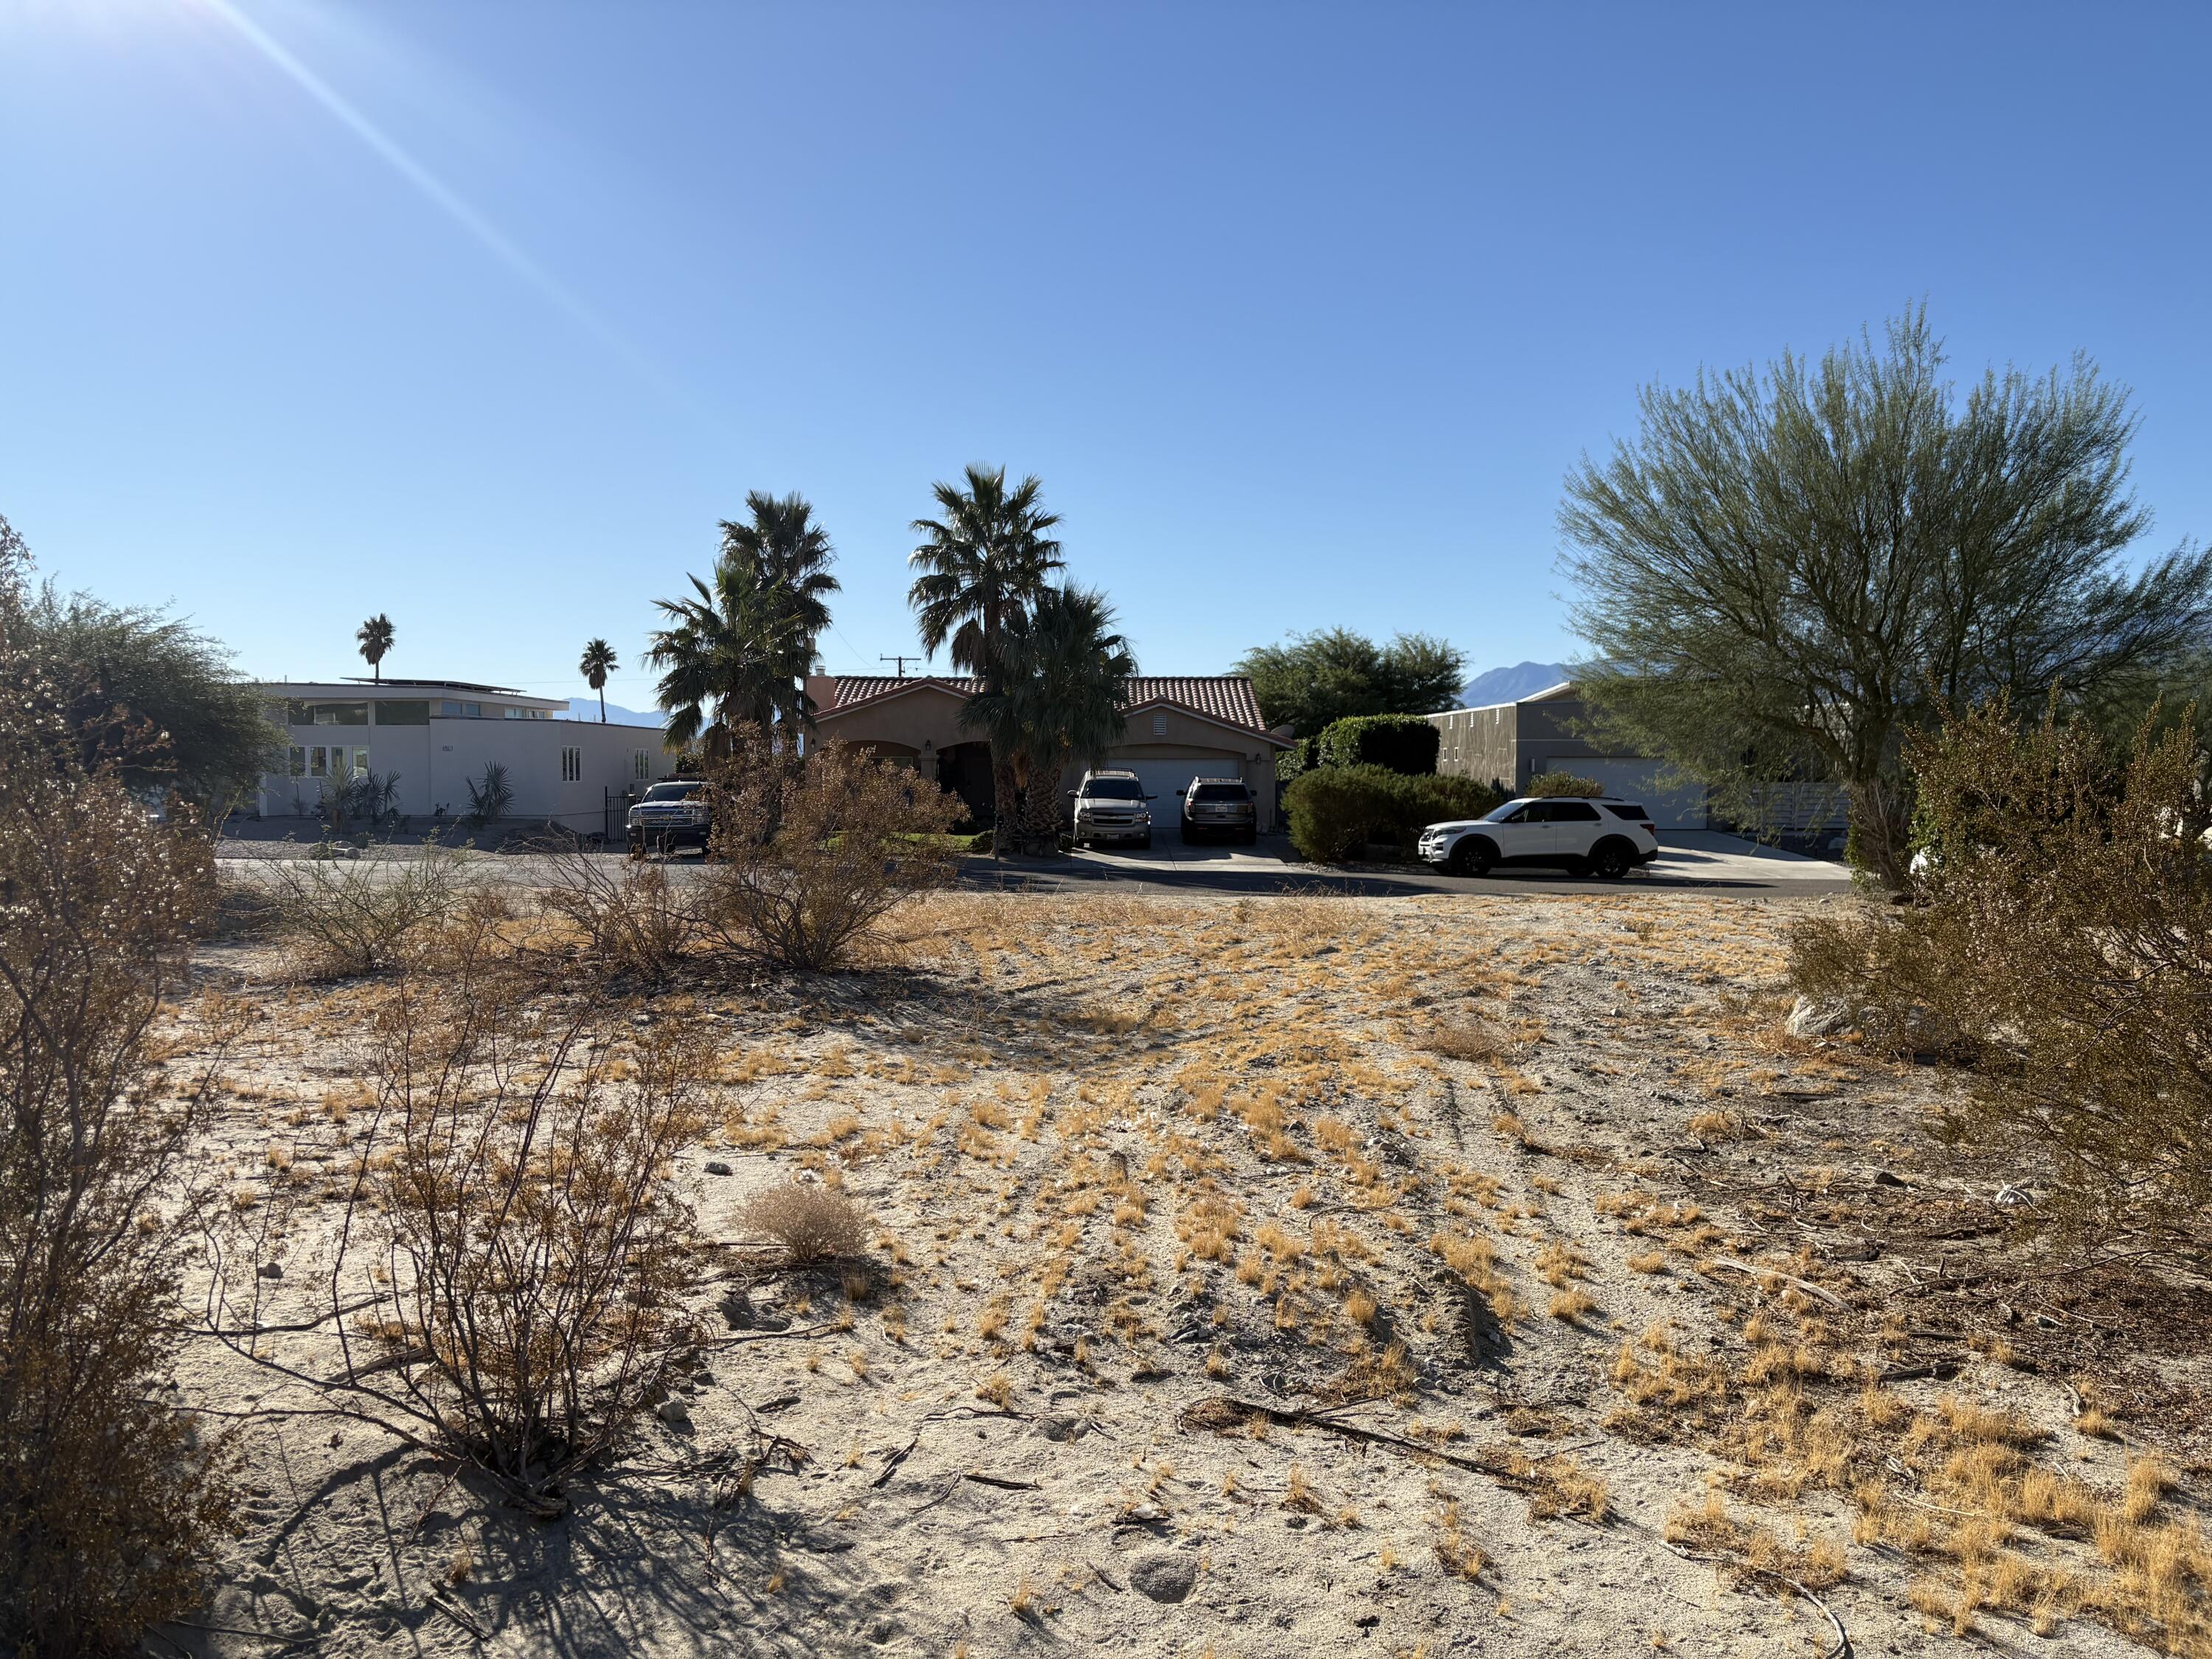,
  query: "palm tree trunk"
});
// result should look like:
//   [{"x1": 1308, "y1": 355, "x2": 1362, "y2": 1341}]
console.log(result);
[
  {"x1": 598, "y1": 687, "x2": 606, "y2": 723},
  {"x1": 1021, "y1": 748, "x2": 1065, "y2": 854},
  {"x1": 990, "y1": 745, "x2": 1021, "y2": 856}
]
